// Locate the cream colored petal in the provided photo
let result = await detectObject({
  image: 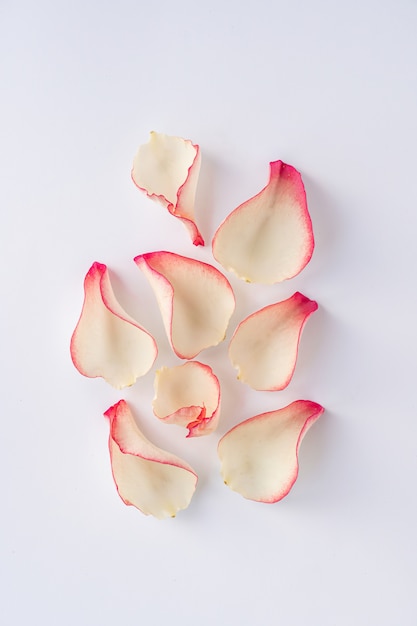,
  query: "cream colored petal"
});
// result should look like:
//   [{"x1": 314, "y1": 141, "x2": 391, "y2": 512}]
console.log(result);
[
  {"x1": 212, "y1": 160, "x2": 314, "y2": 283},
  {"x1": 104, "y1": 400, "x2": 197, "y2": 519},
  {"x1": 132, "y1": 131, "x2": 203, "y2": 245},
  {"x1": 229, "y1": 292, "x2": 317, "y2": 391},
  {"x1": 134, "y1": 251, "x2": 235, "y2": 359},
  {"x1": 70, "y1": 262, "x2": 157, "y2": 389},
  {"x1": 153, "y1": 362, "x2": 221, "y2": 437},
  {"x1": 218, "y1": 400, "x2": 324, "y2": 503}
]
